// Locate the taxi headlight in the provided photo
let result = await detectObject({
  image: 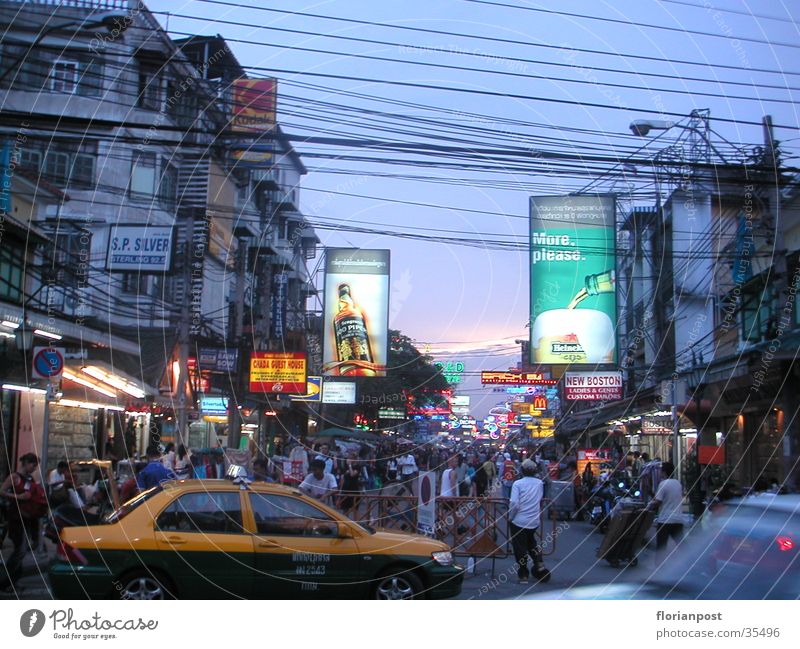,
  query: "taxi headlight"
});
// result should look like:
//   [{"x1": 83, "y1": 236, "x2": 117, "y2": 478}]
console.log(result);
[{"x1": 432, "y1": 551, "x2": 454, "y2": 566}]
